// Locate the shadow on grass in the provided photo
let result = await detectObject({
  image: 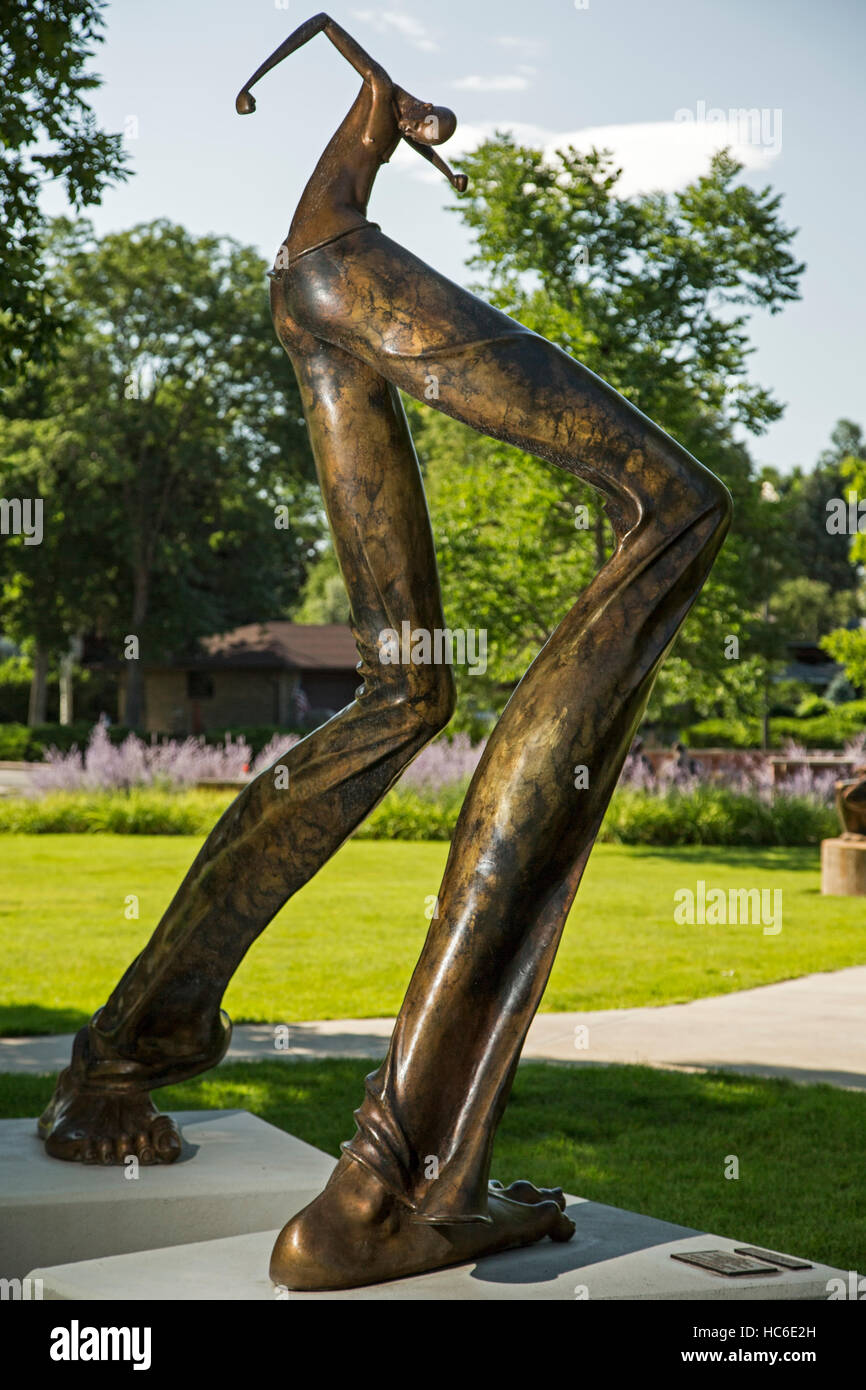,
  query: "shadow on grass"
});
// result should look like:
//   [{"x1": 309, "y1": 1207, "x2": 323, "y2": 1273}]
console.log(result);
[
  {"x1": 0, "y1": 1004, "x2": 90, "y2": 1037},
  {"x1": 3, "y1": 1059, "x2": 862, "y2": 1271},
  {"x1": 615, "y1": 845, "x2": 819, "y2": 871}
]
